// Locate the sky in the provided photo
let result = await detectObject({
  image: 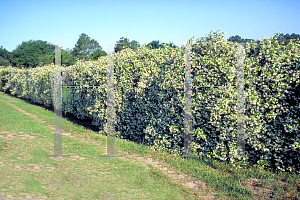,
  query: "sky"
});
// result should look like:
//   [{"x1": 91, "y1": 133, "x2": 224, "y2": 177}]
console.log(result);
[{"x1": 1, "y1": 0, "x2": 300, "y2": 53}]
